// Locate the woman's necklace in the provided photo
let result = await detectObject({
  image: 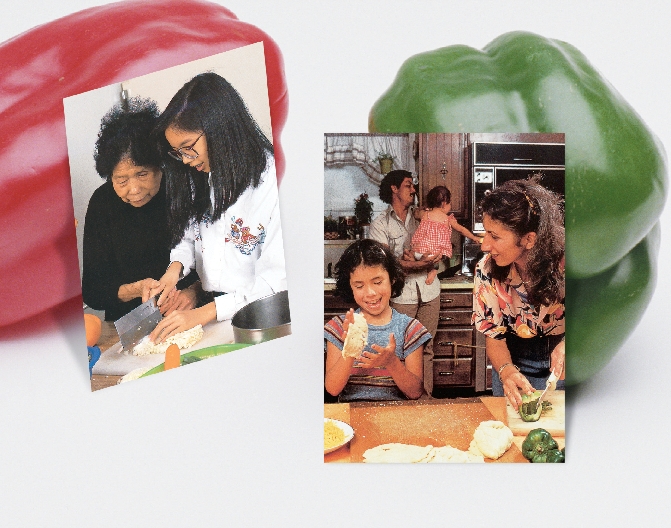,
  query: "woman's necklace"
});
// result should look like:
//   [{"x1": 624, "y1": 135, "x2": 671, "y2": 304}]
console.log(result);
[{"x1": 513, "y1": 263, "x2": 529, "y2": 285}]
